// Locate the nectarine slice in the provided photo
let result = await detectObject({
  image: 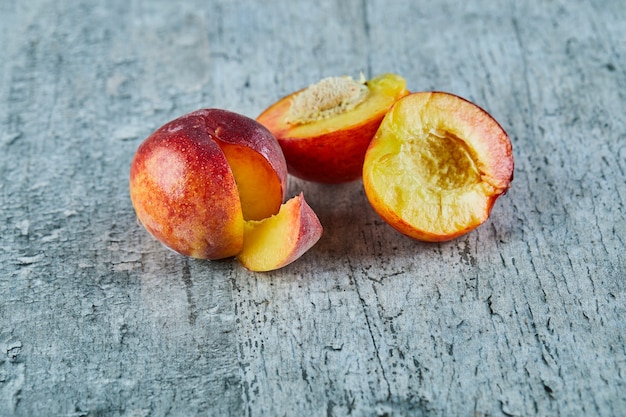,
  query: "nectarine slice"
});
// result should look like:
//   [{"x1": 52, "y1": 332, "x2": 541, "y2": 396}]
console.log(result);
[
  {"x1": 362, "y1": 92, "x2": 514, "y2": 241},
  {"x1": 200, "y1": 108, "x2": 288, "y2": 221},
  {"x1": 237, "y1": 193, "x2": 323, "y2": 272},
  {"x1": 218, "y1": 142, "x2": 285, "y2": 221},
  {"x1": 257, "y1": 73, "x2": 409, "y2": 183}
]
